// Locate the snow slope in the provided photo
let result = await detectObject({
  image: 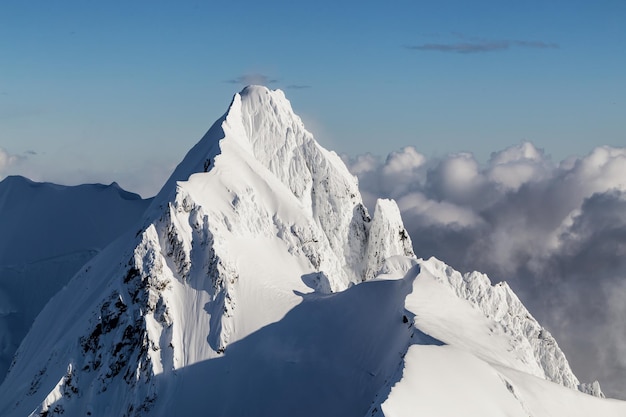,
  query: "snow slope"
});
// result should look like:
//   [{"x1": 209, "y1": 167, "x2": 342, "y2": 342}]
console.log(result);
[
  {"x1": 0, "y1": 86, "x2": 623, "y2": 417},
  {"x1": 376, "y1": 344, "x2": 624, "y2": 417},
  {"x1": 369, "y1": 257, "x2": 625, "y2": 416},
  {"x1": 0, "y1": 177, "x2": 151, "y2": 382}
]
